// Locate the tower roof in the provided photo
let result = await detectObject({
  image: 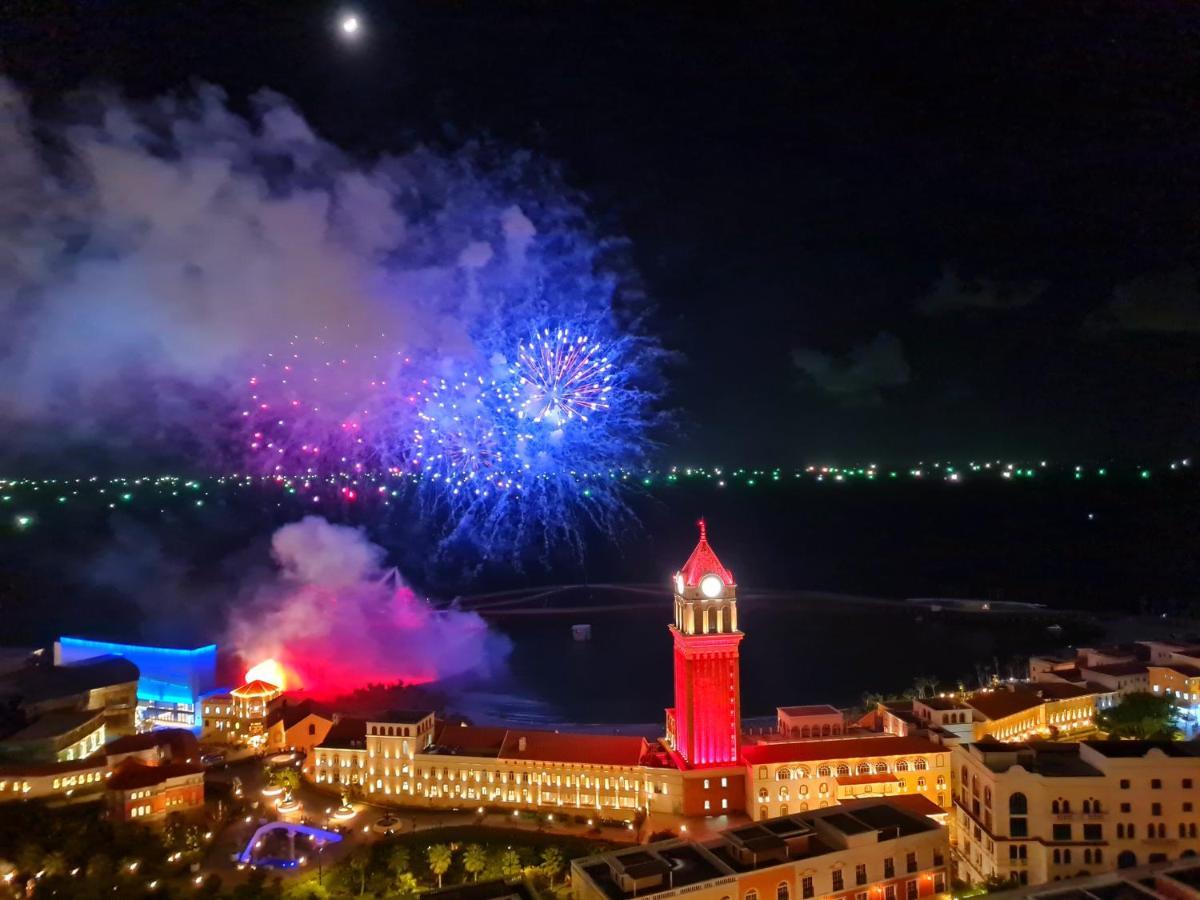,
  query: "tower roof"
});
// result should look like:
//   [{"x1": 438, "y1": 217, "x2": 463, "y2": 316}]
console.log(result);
[{"x1": 678, "y1": 519, "x2": 735, "y2": 587}]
